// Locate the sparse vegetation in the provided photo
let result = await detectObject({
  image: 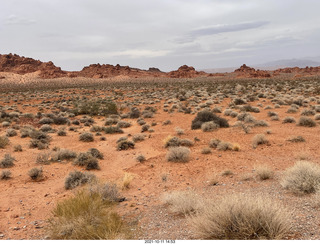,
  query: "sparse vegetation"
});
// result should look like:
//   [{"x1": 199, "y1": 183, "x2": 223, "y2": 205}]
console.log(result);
[
  {"x1": 281, "y1": 161, "x2": 320, "y2": 194},
  {"x1": 189, "y1": 194, "x2": 290, "y2": 239},
  {"x1": 166, "y1": 146, "x2": 190, "y2": 163}
]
